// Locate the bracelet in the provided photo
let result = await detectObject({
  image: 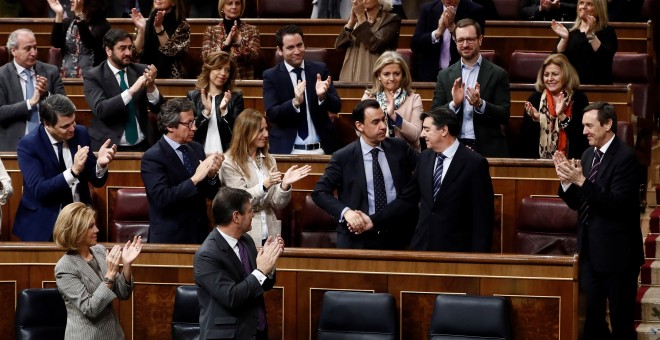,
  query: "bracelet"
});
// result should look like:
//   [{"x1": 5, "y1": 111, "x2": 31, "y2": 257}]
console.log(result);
[
  {"x1": 156, "y1": 29, "x2": 165, "y2": 36},
  {"x1": 344, "y1": 26, "x2": 354, "y2": 32},
  {"x1": 586, "y1": 33, "x2": 595, "y2": 41},
  {"x1": 71, "y1": 168, "x2": 79, "y2": 178}
]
